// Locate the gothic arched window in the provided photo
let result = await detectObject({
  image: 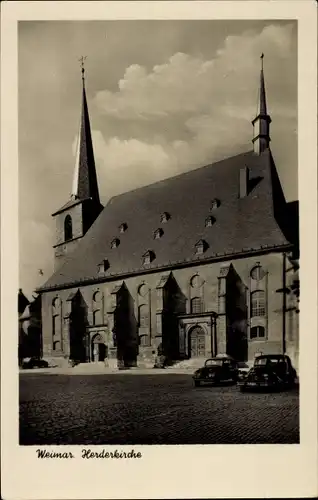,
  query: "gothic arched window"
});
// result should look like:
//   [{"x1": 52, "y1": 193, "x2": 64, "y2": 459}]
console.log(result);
[
  {"x1": 52, "y1": 314, "x2": 59, "y2": 337},
  {"x1": 53, "y1": 340, "x2": 60, "y2": 351},
  {"x1": 93, "y1": 310, "x2": 102, "y2": 325},
  {"x1": 191, "y1": 297, "x2": 204, "y2": 314},
  {"x1": 251, "y1": 290, "x2": 266, "y2": 317},
  {"x1": 250, "y1": 326, "x2": 265, "y2": 339},
  {"x1": 139, "y1": 334, "x2": 149, "y2": 347},
  {"x1": 64, "y1": 215, "x2": 73, "y2": 241},
  {"x1": 138, "y1": 304, "x2": 149, "y2": 328}
]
